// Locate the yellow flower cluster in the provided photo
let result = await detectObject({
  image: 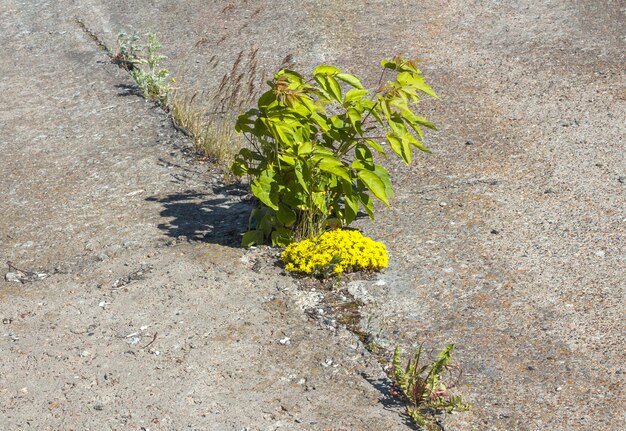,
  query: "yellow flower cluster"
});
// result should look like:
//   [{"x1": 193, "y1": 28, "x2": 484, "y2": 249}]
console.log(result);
[{"x1": 281, "y1": 229, "x2": 389, "y2": 275}]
